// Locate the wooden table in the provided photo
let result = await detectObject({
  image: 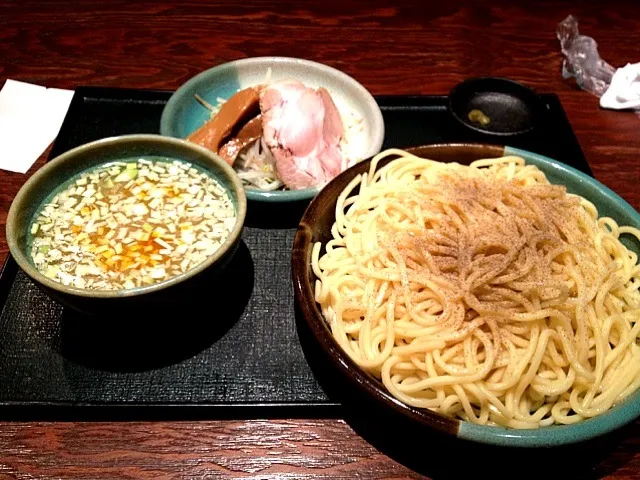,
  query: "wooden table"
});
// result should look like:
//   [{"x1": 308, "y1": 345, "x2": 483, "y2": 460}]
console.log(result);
[{"x1": 1, "y1": 1, "x2": 639, "y2": 478}]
